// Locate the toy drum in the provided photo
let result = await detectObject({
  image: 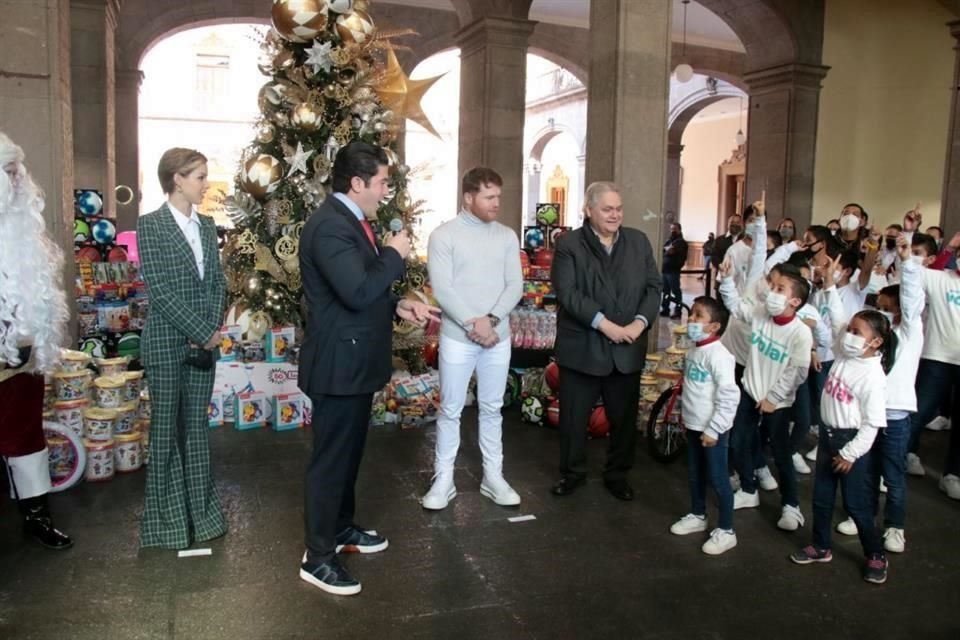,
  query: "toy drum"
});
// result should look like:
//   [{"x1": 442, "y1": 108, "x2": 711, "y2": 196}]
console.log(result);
[
  {"x1": 45, "y1": 433, "x2": 74, "y2": 482},
  {"x1": 114, "y1": 401, "x2": 137, "y2": 435},
  {"x1": 43, "y1": 382, "x2": 56, "y2": 411},
  {"x1": 59, "y1": 349, "x2": 92, "y2": 373},
  {"x1": 138, "y1": 424, "x2": 150, "y2": 465},
  {"x1": 93, "y1": 375, "x2": 126, "y2": 408},
  {"x1": 95, "y1": 357, "x2": 128, "y2": 377},
  {"x1": 640, "y1": 376, "x2": 661, "y2": 403},
  {"x1": 122, "y1": 370, "x2": 144, "y2": 402},
  {"x1": 655, "y1": 368, "x2": 682, "y2": 391},
  {"x1": 663, "y1": 347, "x2": 687, "y2": 372},
  {"x1": 53, "y1": 369, "x2": 92, "y2": 401},
  {"x1": 54, "y1": 399, "x2": 88, "y2": 438},
  {"x1": 84, "y1": 439, "x2": 114, "y2": 481},
  {"x1": 138, "y1": 390, "x2": 152, "y2": 421},
  {"x1": 672, "y1": 325, "x2": 694, "y2": 351},
  {"x1": 114, "y1": 433, "x2": 142, "y2": 472},
  {"x1": 643, "y1": 354, "x2": 662, "y2": 376},
  {"x1": 83, "y1": 407, "x2": 116, "y2": 442}
]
